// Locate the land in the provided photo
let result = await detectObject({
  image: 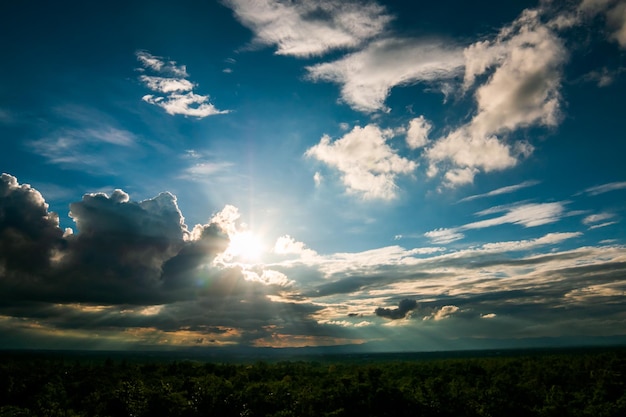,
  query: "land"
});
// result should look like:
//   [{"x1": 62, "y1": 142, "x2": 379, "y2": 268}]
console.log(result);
[{"x1": 1, "y1": 346, "x2": 625, "y2": 416}]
